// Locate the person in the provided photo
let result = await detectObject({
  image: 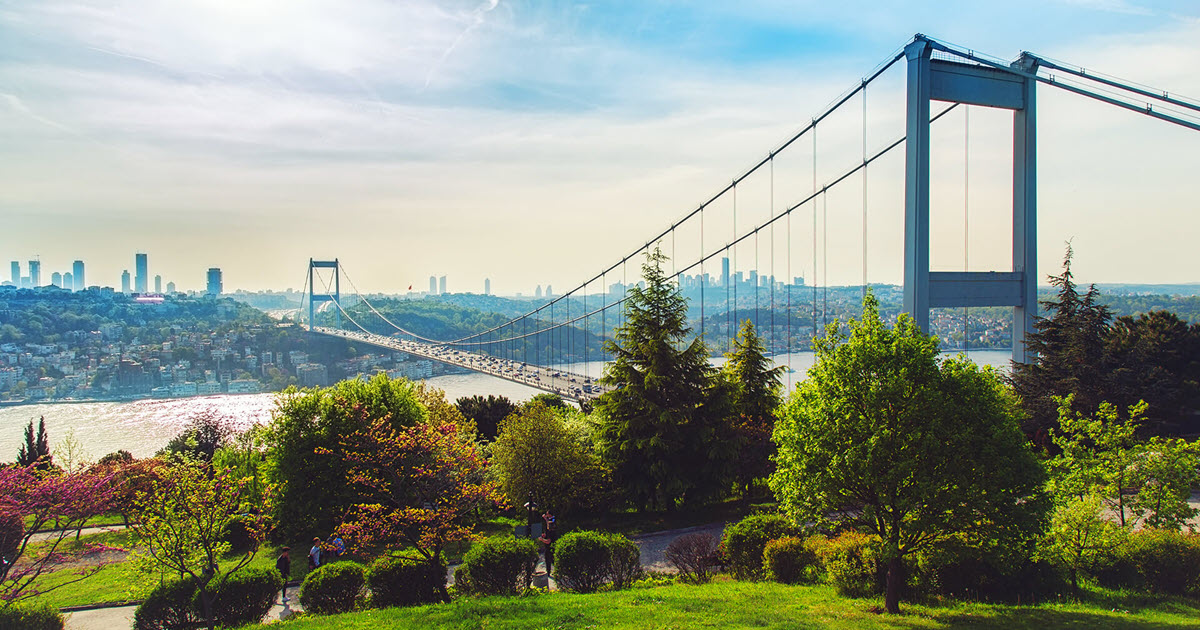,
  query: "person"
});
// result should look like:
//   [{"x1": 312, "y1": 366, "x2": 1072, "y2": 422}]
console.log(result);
[
  {"x1": 330, "y1": 534, "x2": 345, "y2": 560},
  {"x1": 276, "y1": 547, "x2": 291, "y2": 603},
  {"x1": 308, "y1": 537, "x2": 322, "y2": 570},
  {"x1": 537, "y1": 518, "x2": 557, "y2": 577},
  {"x1": 541, "y1": 509, "x2": 555, "y2": 532}
]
